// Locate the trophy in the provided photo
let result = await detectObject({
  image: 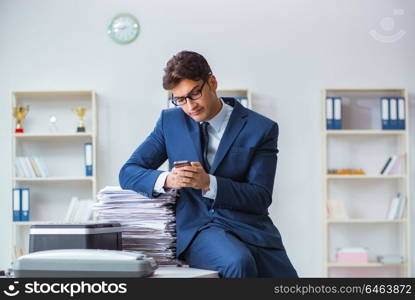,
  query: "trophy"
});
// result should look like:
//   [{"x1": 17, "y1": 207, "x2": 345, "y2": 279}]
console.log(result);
[
  {"x1": 12, "y1": 106, "x2": 30, "y2": 133},
  {"x1": 49, "y1": 115, "x2": 58, "y2": 133},
  {"x1": 73, "y1": 107, "x2": 87, "y2": 132}
]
